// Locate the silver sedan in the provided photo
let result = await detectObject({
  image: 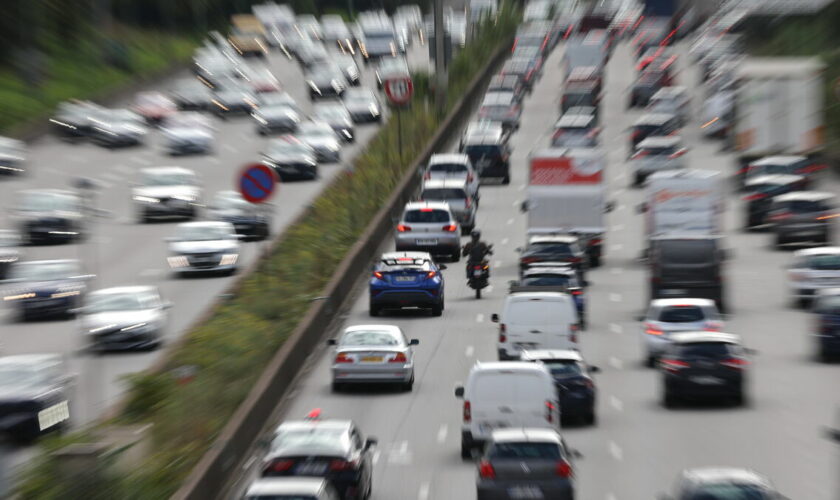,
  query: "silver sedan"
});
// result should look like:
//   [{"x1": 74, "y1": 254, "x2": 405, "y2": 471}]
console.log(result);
[{"x1": 327, "y1": 324, "x2": 419, "y2": 391}]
